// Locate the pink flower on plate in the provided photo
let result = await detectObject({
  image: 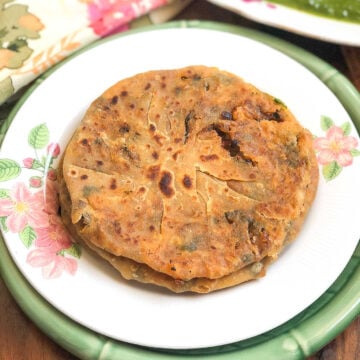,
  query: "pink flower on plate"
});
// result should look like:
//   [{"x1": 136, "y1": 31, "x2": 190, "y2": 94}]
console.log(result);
[
  {"x1": 27, "y1": 244, "x2": 78, "y2": 279},
  {"x1": 23, "y1": 157, "x2": 34, "y2": 169},
  {"x1": 29, "y1": 176, "x2": 42, "y2": 188},
  {"x1": 0, "y1": 182, "x2": 49, "y2": 233},
  {"x1": 314, "y1": 126, "x2": 358, "y2": 167},
  {"x1": 46, "y1": 142, "x2": 60, "y2": 158},
  {"x1": 35, "y1": 216, "x2": 72, "y2": 250}
]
